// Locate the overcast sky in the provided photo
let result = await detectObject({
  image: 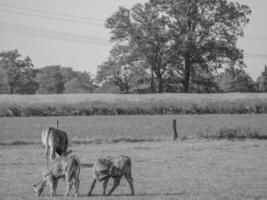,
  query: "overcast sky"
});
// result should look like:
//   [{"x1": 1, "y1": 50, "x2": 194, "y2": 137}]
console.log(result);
[{"x1": 0, "y1": 0, "x2": 267, "y2": 80}]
